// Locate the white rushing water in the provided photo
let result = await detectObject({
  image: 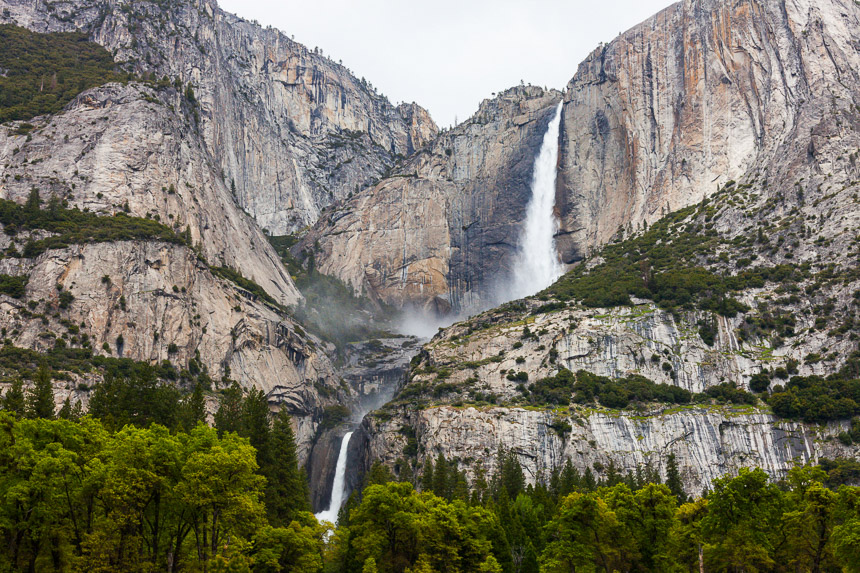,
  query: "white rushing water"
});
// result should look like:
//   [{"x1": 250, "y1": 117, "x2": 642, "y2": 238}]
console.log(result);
[
  {"x1": 314, "y1": 430, "x2": 354, "y2": 525},
  {"x1": 507, "y1": 101, "x2": 564, "y2": 300}
]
